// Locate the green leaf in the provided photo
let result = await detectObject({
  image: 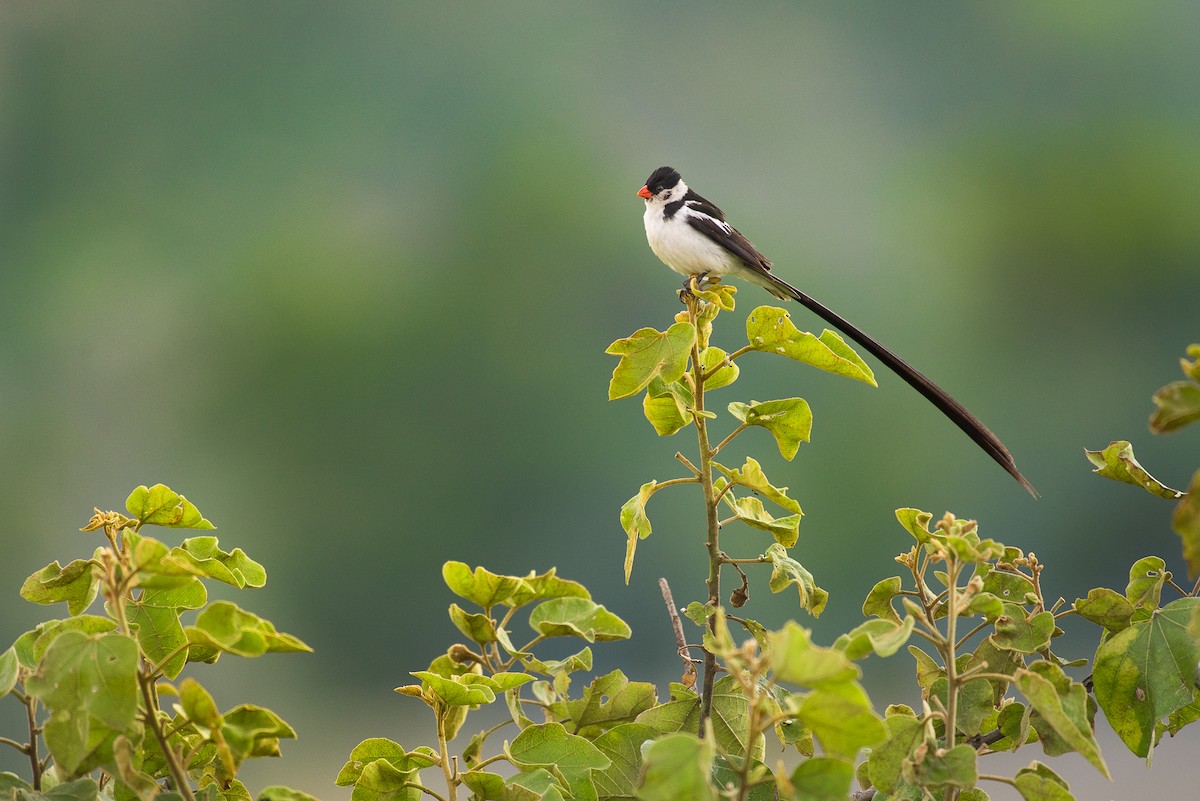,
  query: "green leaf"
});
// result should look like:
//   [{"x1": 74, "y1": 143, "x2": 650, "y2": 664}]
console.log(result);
[
  {"x1": 6, "y1": 778, "x2": 101, "y2": 801},
  {"x1": 707, "y1": 675, "x2": 761, "y2": 759},
  {"x1": 765, "y1": 543, "x2": 828, "y2": 616},
  {"x1": 527, "y1": 598, "x2": 631, "y2": 642},
  {"x1": 867, "y1": 713, "x2": 923, "y2": 794},
  {"x1": 715, "y1": 457, "x2": 801, "y2": 515},
  {"x1": 621, "y1": 481, "x2": 657, "y2": 584},
  {"x1": 442, "y1": 562, "x2": 526, "y2": 609},
  {"x1": 979, "y1": 566, "x2": 1036, "y2": 605},
  {"x1": 509, "y1": 722, "x2": 610, "y2": 769},
  {"x1": 13, "y1": 616, "x2": 118, "y2": 669},
  {"x1": 459, "y1": 770, "x2": 544, "y2": 801},
  {"x1": 520, "y1": 646, "x2": 592, "y2": 677},
  {"x1": 1173, "y1": 468, "x2": 1200, "y2": 581},
  {"x1": 1150, "y1": 381, "x2": 1200, "y2": 434},
  {"x1": 257, "y1": 787, "x2": 321, "y2": 801},
  {"x1": 970, "y1": 636, "x2": 1023, "y2": 701},
  {"x1": 1072, "y1": 588, "x2": 1134, "y2": 633},
  {"x1": 894, "y1": 508, "x2": 933, "y2": 543},
  {"x1": 409, "y1": 671, "x2": 496, "y2": 706},
  {"x1": 834, "y1": 617, "x2": 915, "y2": 660},
  {"x1": 699, "y1": 346, "x2": 739, "y2": 390},
  {"x1": 1017, "y1": 663, "x2": 1109, "y2": 777},
  {"x1": 338, "y1": 758, "x2": 417, "y2": 801},
  {"x1": 590, "y1": 723, "x2": 659, "y2": 800},
  {"x1": 186, "y1": 602, "x2": 312, "y2": 658},
  {"x1": 606, "y1": 322, "x2": 696, "y2": 401},
  {"x1": 1085, "y1": 441, "x2": 1183, "y2": 499},
  {"x1": 336, "y1": 738, "x2": 437, "y2": 788},
  {"x1": 127, "y1": 580, "x2": 207, "y2": 679},
  {"x1": 768, "y1": 621, "x2": 859, "y2": 688},
  {"x1": 642, "y1": 377, "x2": 694, "y2": 436},
  {"x1": 727, "y1": 398, "x2": 812, "y2": 461},
  {"x1": 219, "y1": 705, "x2": 297, "y2": 770},
  {"x1": 692, "y1": 279, "x2": 738, "y2": 312},
  {"x1": 170, "y1": 537, "x2": 266, "y2": 588},
  {"x1": 1125, "y1": 556, "x2": 1168, "y2": 612},
  {"x1": 119, "y1": 531, "x2": 206, "y2": 590},
  {"x1": 24, "y1": 631, "x2": 140, "y2": 776},
  {"x1": 963, "y1": 591, "x2": 1004, "y2": 621},
  {"x1": 789, "y1": 756, "x2": 854, "y2": 801},
  {"x1": 549, "y1": 670, "x2": 656, "y2": 734},
  {"x1": 180, "y1": 677, "x2": 222, "y2": 728},
  {"x1": 862, "y1": 577, "x2": 903, "y2": 624},
  {"x1": 509, "y1": 568, "x2": 589, "y2": 606},
  {"x1": 992, "y1": 603, "x2": 1054, "y2": 654},
  {"x1": 907, "y1": 645, "x2": 943, "y2": 691},
  {"x1": 929, "y1": 677, "x2": 993, "y2": 737},
  {"x1": 112, "y1": 732, "x2": 159, "y2": 801},
  {"x1": 1093, "y1": 597, "x2": 1200, "y2": 758},
  {"x1": 636, "y1": 732, "x2": 717, "y2": 801},
  {"x1": 1013, "y1": 761, "x2": 1075, "y2": 801},
  {"x1": 20, "y1": 557, "x2": 102, "y2": 615},
  {"x1": 125, "y1": 484, "x2": 215, "y2": 529},
  {"x1": 633, "y1": 677, "x2": 757, "y2": 759},
  {"x1": 507, "y1": 722, "x2": 610, "y2": 797},
  {"x1": 0, "y1": 647, "x2": 18, "y2": 698},
  {"x1": 745, "y1": 306, "x2": 875, "y2": 385},
  {"x1": 448, "y1": 604, "x2": 497, "y2": 644},
  {"x1": 795, "y1": 681, "x2": 887, "y2": 759},
  {"x1": 728, "y1": 496, "x2": 801, "y2": 547},
  {"x1": 711, "y1": 755, "x2": 775, "y2": 801},
  {"x1": 904, "y1": 743, "x2": 977, "y2": 791}
]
